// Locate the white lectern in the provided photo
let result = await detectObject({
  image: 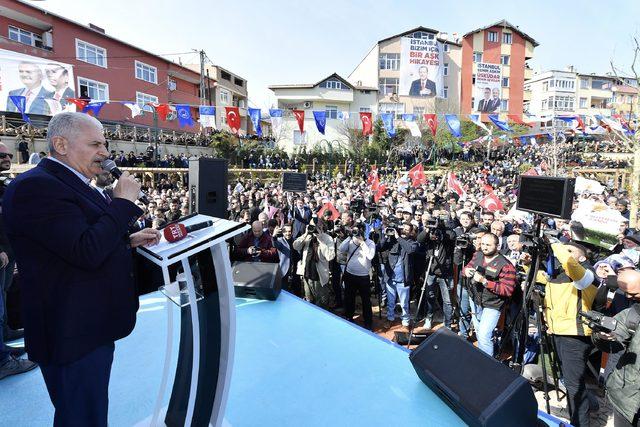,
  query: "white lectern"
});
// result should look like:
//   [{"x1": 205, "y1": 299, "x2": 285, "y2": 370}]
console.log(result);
[{"x1": 136, "y1": 214, "x2": 249, "y2": 427}]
